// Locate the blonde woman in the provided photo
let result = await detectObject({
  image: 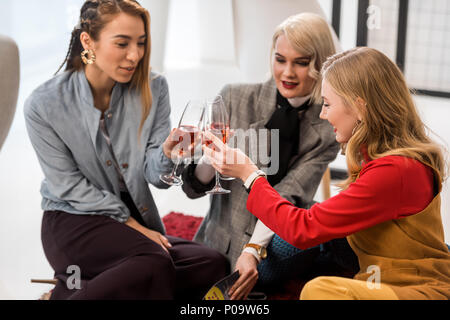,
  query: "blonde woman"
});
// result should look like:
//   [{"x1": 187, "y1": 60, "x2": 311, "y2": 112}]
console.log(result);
[
  {"x1": 203, "y1": 47, "x2": 450, "y2": 299},
  {"x1": 24, "y1": 0, "x2": 228, "y2": 300},
  {"x1": 182, "y1": 13, "x2": 358, "y2": 299}
]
